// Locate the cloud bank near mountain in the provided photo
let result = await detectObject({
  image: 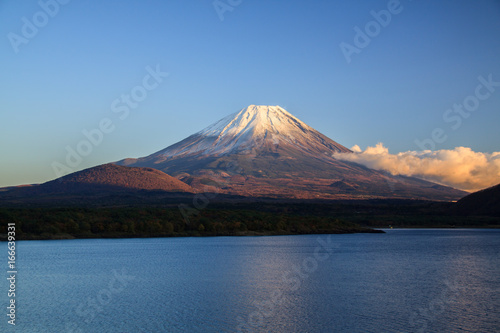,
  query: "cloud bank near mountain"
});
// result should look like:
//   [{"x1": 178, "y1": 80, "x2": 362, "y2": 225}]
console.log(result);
[{"x1": 335, "y1": 143, "x2": 500, "y2": 192}]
